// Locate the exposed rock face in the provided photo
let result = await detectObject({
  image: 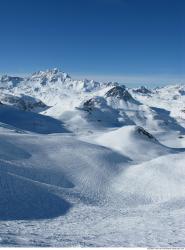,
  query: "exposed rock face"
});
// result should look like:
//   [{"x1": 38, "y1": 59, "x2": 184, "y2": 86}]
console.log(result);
[
  {"x1": 179, "y1": 89, "x2": 185, "y2": 95},
  {"x1": 105, "y1": 86, "x2": 133, "y2": 101},
  {"x1": 82, "y1": 96, "x2": 107, "y2": 112},
  {"x1": 133, "y1": 86, "x2": 151, "y2": 94},
  {"x1": 83, "y1": 98, "x2": 94, "y2": 111},
  {"x1": 0, "y1": 93, "x2": 48, "y2": 112},
  {"x1": 136, "y1": 126, "x2": 156, "y2": 140}
]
